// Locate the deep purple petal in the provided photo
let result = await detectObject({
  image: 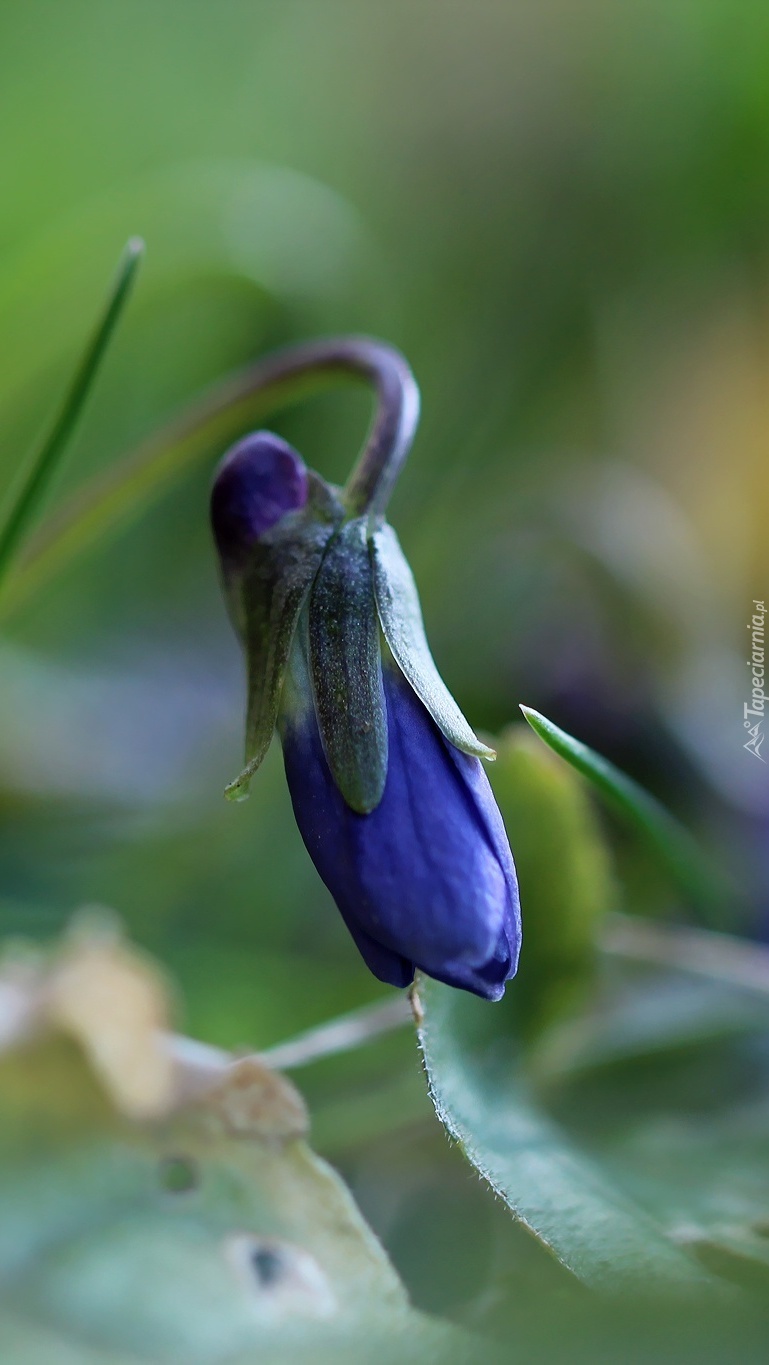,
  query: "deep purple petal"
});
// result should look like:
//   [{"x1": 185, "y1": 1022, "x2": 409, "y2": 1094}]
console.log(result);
[
  {"x1": 341, "y1": 916, "x2": 415, "y2": 990},
  {"x1": 429, "y1": 919, "x2": 517, "y2": 1001},
  {"x1": 281, "y1": 665, "x2": 521, "y2": 998},
  {"x1": 445, "y1": 745, "x2": 522, "y2": 979},
  {"x1": 211, "y1": 431, "x2": 308, "y2": 573}
]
